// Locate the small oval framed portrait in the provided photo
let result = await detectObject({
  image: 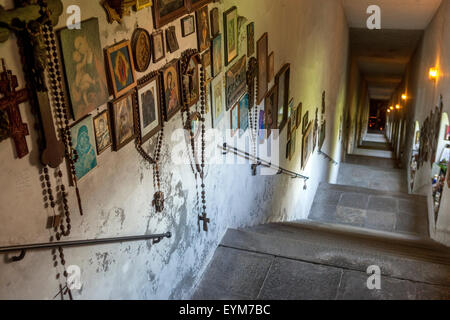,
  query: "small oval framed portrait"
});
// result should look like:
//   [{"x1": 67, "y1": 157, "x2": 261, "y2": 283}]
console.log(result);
[{"x1": 132, "y1": 28, "x2": 152, "y2": 72}]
